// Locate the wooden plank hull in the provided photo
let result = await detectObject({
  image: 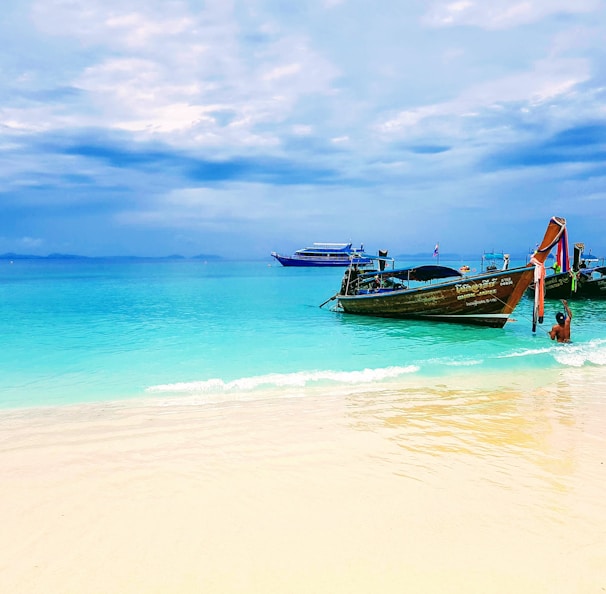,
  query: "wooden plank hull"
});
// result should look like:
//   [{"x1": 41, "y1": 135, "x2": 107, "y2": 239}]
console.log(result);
[
  {"x1": 530, "y1": 272, "x2": 606, "y2": 299},
  {"x1": 537, "y1": 272, "x2": 574, "y2": 299},
  {"x1": 337, "y1": 267, "x2": 535, "y2": 328},
  {"x1": 577, "y1": 276, "x2": 606, "y2": 298},
  {"x1": 329, "y1": 216, "x2": 566, "y2": 328}
]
